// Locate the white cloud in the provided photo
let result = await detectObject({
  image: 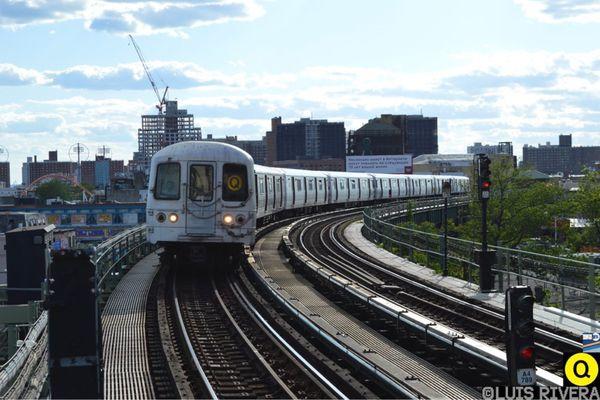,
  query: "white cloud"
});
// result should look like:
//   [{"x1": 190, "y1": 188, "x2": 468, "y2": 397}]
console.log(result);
[
  {"x1": 515, "y1": 0, "x2": 600, "y2": 23},
  {"x1": 0, "y1": 64, "x2": 50, "y2": 86},
  {"x1": 0, "y1": 0, "x2": 265, "y2": 35},
  {"x1": 2, "y1": 48, "x2": 600, "y2": 183}
]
